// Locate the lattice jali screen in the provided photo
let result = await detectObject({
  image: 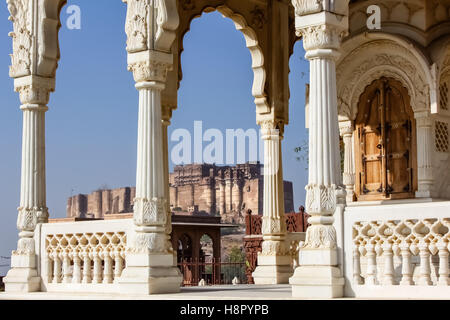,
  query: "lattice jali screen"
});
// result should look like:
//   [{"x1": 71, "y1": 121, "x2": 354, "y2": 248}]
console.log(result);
[
  {"x1": 435, "y1": 121, "x2": 449, "y2": 153},
  {"x1": 45, "y1": 232, "x2": 127, "y2": 284},
  {"x1": 441, "y1": 81, "x2": 449, "y2": 111}
]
